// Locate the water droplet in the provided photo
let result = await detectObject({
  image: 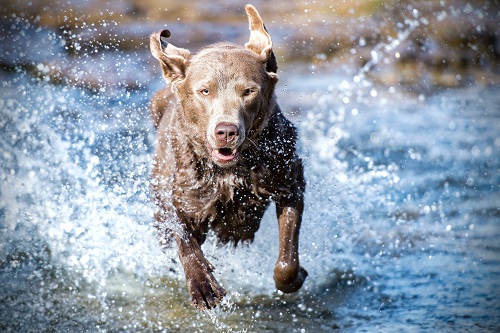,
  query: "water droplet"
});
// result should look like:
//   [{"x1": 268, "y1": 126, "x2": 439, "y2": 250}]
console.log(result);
[
  {"x1": 370, "y1": 132, "x2": 380, "y2": 143},
  {"x1": 471, "y1": 146, "x2": 480, "y2": 157}
]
